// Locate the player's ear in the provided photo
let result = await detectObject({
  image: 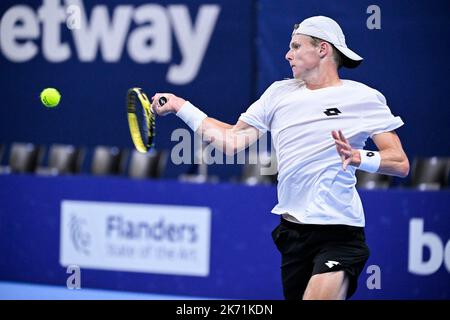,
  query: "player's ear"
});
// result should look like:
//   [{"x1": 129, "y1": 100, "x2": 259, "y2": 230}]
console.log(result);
[{"x1": 319, "y1": 41, "x2": 329, "y2": 58}]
